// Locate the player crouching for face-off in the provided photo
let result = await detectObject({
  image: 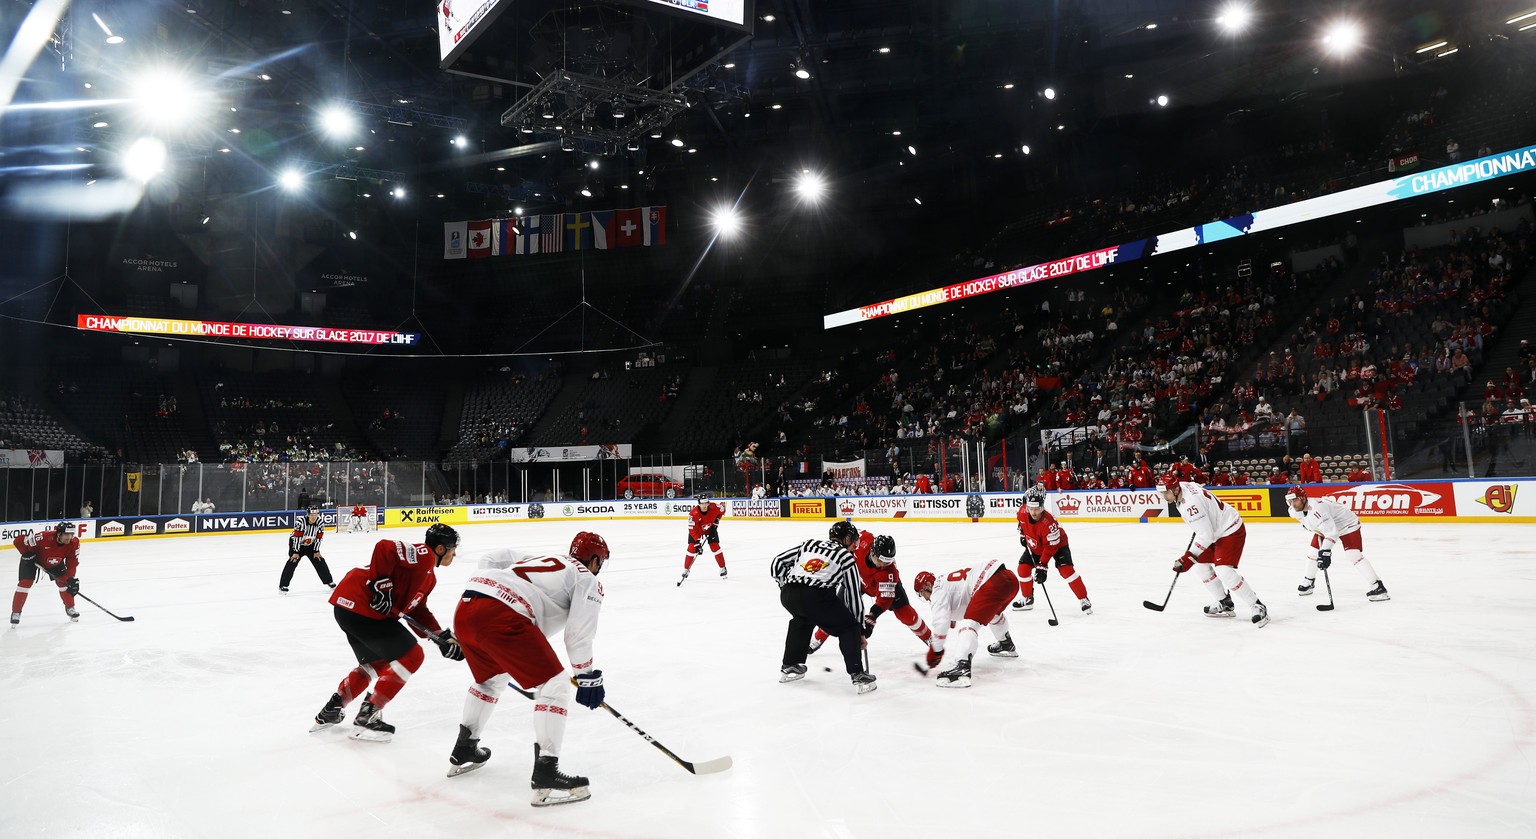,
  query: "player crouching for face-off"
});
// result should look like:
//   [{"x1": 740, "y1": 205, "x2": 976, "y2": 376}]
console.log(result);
[
  {"x1": 770, "y1": 521, "x2": 877, "y2": 694},
  {"x1": 311, "y1": 524, "x2": 466, "y2": 742},
  {"x1": 1161, "y1": 474, "x2": 1270, "y2": 627},
  {"x1": 1284, "y1": 486, "x2": 1389, "y2": 602},
  {"x1": 913, "y1": 557, "x2": 1022, "y2": 688},
  {"x1": 447, "y1": 531, "x2": 610, "y2": 807},
  {"x1": 12, "y1": 522, "x2": 82, "y2": 624}
]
